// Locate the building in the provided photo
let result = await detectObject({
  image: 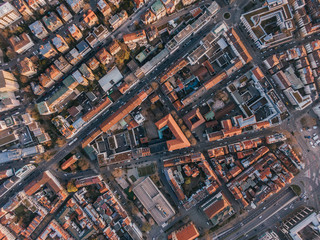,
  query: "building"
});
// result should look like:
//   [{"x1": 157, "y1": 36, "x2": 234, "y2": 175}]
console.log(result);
[
  {"x1": 155, "y1": 114, "x2": 190, "y2": 151},
  {"x1": 96, "y1": 47, "x2": 112, "y2": 65},
  {"x1": 19, "y1": 57, "x2": 36, "y2": 77},
  {"x1": 54, "y1": 56, "x2": 72, "y2": 73},
  {"x1": 74, "y1": 175, "x2": 102, "y2": 188},
  {"x1": 168, "y1": 222, "x2": 199, "y2": 240},
  {"x1": 68, "y1": 24, "x2": 83, "y2": 41},
  {"x1": 151, "y1": 0, "x2": 166, "y2": 20},
  {"x1": 98, "y1": 67, "x2": 123, "y2": 92},
  {"x1": 9, "y1": 33, "x2": 34, "y2": 54},
  {"x1": 108, "y1": 0, "x2": 121, "y2": 7},
  {"x1": 87, "y1": 57, "x2": 100, "y2": 70},
  {"x1": 258, "y1": 230, "x2": 280, "y2": 240},
  {"x1": 82, "y1": 91, "x2": 149, "y2": 147},
  {"x1": 79, "y1": 63, "x2": 95, "y2": 80},
  {"x1": 0, "y1": 70, "x2": 20, "y2": 113},
  {"x1": 240, "y1": 0, "x2": 294, "y2": 49},
  {"x1": 66, "y1": 0, "x2": 84, "y2": 13},
  {"x1": 12, "y1": 0, "x2": 33, "y2": 17},
  {"x1": 39, "y1": 42, "x2": 58, "y2": 59},
  {"x1": 0, "y1": 224, "x2": 16, "y2": 240},
  {"x1": 97, "y1": 0, "x2": 111, "y2": 17},
  {"x1": 83, "y1": 10, "x2": 98, "y2": 27},
  {"x1": 109, "y1": 10, "x2": 128, "y2": 30},
  {"x1": 39, "y1": 220, "x2": 71, "y2": 240},
  {"x1": 29, "y1": 20, "x2": 49, "y2": 39},
  {"x1": 147, "y1": 26, "x2": 159, "y2": 42},
  {"x1": 0, "y1": 2, "x2": 21, "y2": 29},
  {"x1": 0, "y1": 169, "x2": 14, "y2": 180},
  {"x1": 108, "y1": 40, "x2": 121, "y2": 56},
  {"x1": 283, "y1": 87, "x2": 312, "y2": 110},
  {"x1": 0, "y1": 128, "x2": 19, "y2": 147},
  {"x1": 141, "y1": 9, "x2": 157, "y2": 25},
  {"x1": 224, "y1": 28, "x2": 252, "y2": 64},
  {"x1": 25, "y1": 0, "x2": 46, "y2": 11},
  {"x1": 61, "y1": 155, "x2": 79, "y2": 170},
  {"x1": 123, "y1": 30, "x2": 148, "y2": 50},
  {"x1": 182, "y1": 108, "x2": 205, "y2": 131},
  {"x1": 93, "y1": 24, "x2": 109, "y2": 41},
  {"x1": 76, "y1": 40, "x2": 91, "y2": 57},
  {"x1": 133, "y1": 177, "x2": 175, "y2": 226},
  {"x1": 56, "y1": 4, "x2": 72, "y2": 22},
  {"x1": 182, "y1": 0, "x2": 196, "y2": 6},
  {"x1": 51, "y1": 34, "x2": 69, "y2": 53},
  {"x1": 201, "y1": 191, "x2": 233, "y2": 226},
  {"x1": 281, "y1": 206, "x2": 320, "y2": 240},
  {"x1": 42, "y1": 12, "x2": 63, "y2": 32},
  {"x1": 46, "y1": 64, "x2": 63, "y2": 81},
  {"x1": 0, "y1": 93, "x2": 20, "y2": 112},
  {"x1": 0, "y1": 70, "x2": 19, "y2": 92}
]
